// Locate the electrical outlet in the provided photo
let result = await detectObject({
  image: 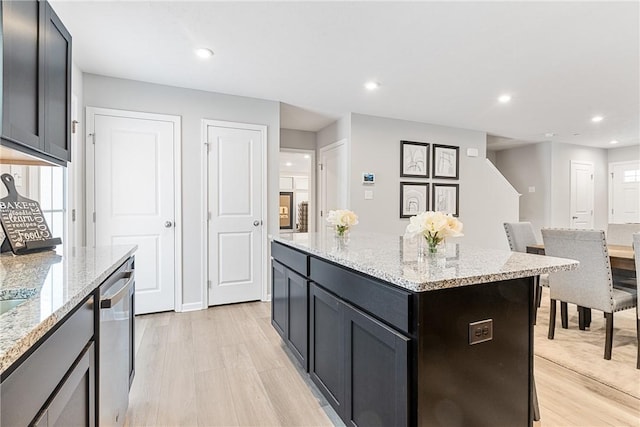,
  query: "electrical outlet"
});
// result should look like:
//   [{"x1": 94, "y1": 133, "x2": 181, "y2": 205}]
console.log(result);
[{"x1": 469, "y1": 319, "x2": 493, "y2": 345}]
